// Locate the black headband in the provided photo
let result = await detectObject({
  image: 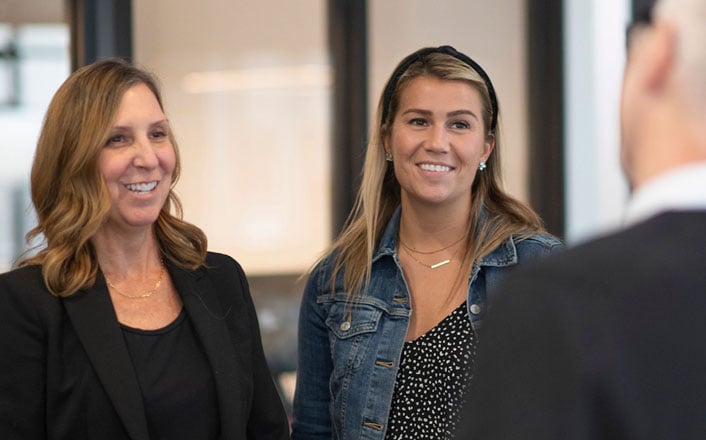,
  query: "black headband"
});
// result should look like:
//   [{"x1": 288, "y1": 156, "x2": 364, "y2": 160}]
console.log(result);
[{"x1": 380, "y1": 45, "x2": 498, "y2": 132}]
